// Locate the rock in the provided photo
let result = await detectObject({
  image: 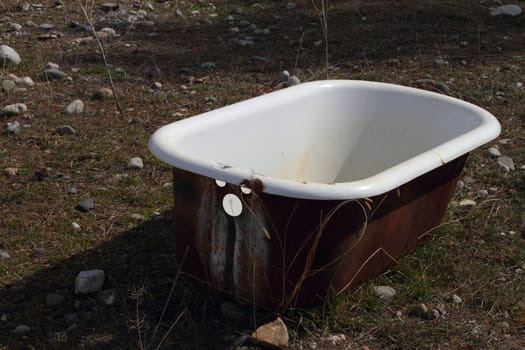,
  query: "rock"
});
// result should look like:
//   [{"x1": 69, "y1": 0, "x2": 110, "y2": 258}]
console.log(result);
[
  {"x1": 459, "y1": 199, "x2": 476, "y2": 207},
  {"x1": 45, "y1": 62, "x2": 59, "y2": 70},
  {"x1": 408, "y1": 303, "x2": 429, "y2": 318},
  {"x1": 33, "y1": 247, "x2": 47, "y2": 255},
  {"x1": 75, "y1": 270, "x2": 105, "y2": 294},
  {"x1": 38, "y1": 34, "x2": 58, "y2": 41},
  {"x1": 129, "y1": 213, "x2": 146, "y2": 221},
  {"x1": 251, "y1": 317, "x2": 289, "y2": 348},
  {"x1": 152, "y1": 82, "x2": 162, "y2": 89},
  {"x1": 1, "y1": 79, "x2": 16, "y2": 92},
  {"x1": 64, "y1": 100, "x2": 84, "y2": 114},
  {"x1": 15, "y1": 76, "x2": 35, "y2": 87},
  {"x1": 286, "y1": 2, "x2": 297, "y2": 10},
  {"x1": 92, "y1": 87, "x2": 113, "y2": 100},
  {"x1": 1, "y1": 103, "x2": 27, "y2": 116},
  {"x1": 1, "y1": 314, "x2": 7, "y2": 322},
  {"x1": 200, "y1": 61, "x2": 216, "y2": 69},
  {"x1": 71, "y1": 222, "x2": 81, "y2": 230},
  {"x1": 435, "y1": 81, "x2": 450, "y2": 92},
  {"x1": 280, "y1": 70, "x2": 290, "y2": 82},
  {"x1": 497, "y1": 156, "x2": 515, "y2": 171},
  {"x1": 477, "y1": 189, "x2": 489, "y2": 199},
  {"x1": 324, "y1": 334, "x2": 346, "y2": 345},
  {"x1": 100, "y1": 2, "x2": 119, "y2": 11},
  {"x1": 100, "y1": 27, "x2": 117, "y2": 37},
  {"x1": 0, "y1": 45, "x2": 21, "y2": 65},
  {"x1": 6, "y1": 121, "x2": 21, "y2": 134},
  {"x1": 0, "y1": 250, "x2": 10, "y2": 258},
  {"x1": 373, "y1": 285, "x2": 396, "y2": 300},
  {"x1": 141, "y1": 2, "x2": 154, "y2": 10},
  {"x1": 46, "y1": 293, "x2": 65, "y2": 307},
  {"x1": 98, "y1": 289, "x2": 116, "y2": 306},
  {"x1": 55, "y1": 125, "x2": 75, "y2": 135},
  {"x1": 237, "y1": 39, "x2": 254, "y2": 46},
  {"x1": 71, "y1": 37, "x2": 94, "y2": 45},
  {"x1": 76, "y1": 199, "x2": 94, "y2": 212},
  {"x1": 38, "y1": 23, "x2": 55, "y2": 30},
  {"x1": 496, "y1": 321, "x2": 510, "y2": 329},
  {"x1": 40, "y1": 69, "x2": 66, "y2": 80},
  {"x1": 4, "y1": 167, "x2": 19, "y2": 176},
  {"x1": 7, "y1": 23, "x2": 22, "y2": 32},
  {"x1": 67, "y1": 187, "x2": 77, "y2": 195},
  {"x1": 127, "y1": 157, "x2": 144, "y2": 170},
  {"x1": 490, "y1": 4, "x2": 522, "y2": 16},
  {"x1": 429, "y1": 308, "x2": 440, "y2": 319},
  {"x1": 434, "y1": 58, "x2": 449, "y2": 66},
  {"x1": 13, "y1": 325, "x2": 31, "y2": 334},
  {"x1": 488, "y1": 147, "x2": 501, "y2": 157},
  {"x1": 451, "y1": 294, "x2": 462, "y2": 304},
  {"x1": 287, "y1": 75, "x2": 301, "y2": 87}
]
